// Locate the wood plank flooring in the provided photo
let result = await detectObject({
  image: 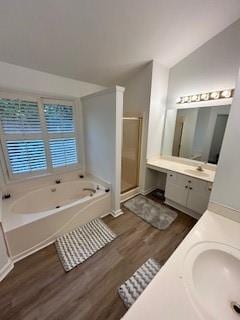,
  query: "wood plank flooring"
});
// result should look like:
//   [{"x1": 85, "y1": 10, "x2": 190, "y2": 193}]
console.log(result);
[{"x1": 0, "y1": 193, "x2": 196, "y2": 320}]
